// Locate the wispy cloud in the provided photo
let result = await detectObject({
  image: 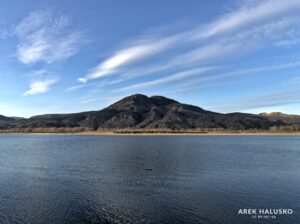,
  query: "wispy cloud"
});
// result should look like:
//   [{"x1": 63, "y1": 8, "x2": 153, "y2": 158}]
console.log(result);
[
  {"x1": 115, "y1": 17, "x2": 299, "y2": 85},
  {"x1": 210, "y1": 89, "x2": 300, "y2": 112},
  {"x1": 164, "y1": 59, "x2": 300, "y2": 94},
  {"x1": 24, "y1": 79, "x2": 57, "y2": 96},
  {"x1": 79, "y1": 95, "x2": 122, "y2": 105},
  {"x1": 115, "y1": 67, "x2": 213, "y2": 92},
  {"x1": 79, "y1": 0, "x2": 300, "y2": 89},
  {"x1": 78, "y1": 35, "x2": 180, "y2": 83},
  {"x1": 108, "y1": 55, "x2": 300, "y2": 93},
  {"x1": 15, "y1": 10, "x2": 85, "y2": 64},
  {"x1": 66, "y1": 84, "x2": 86, "y2": 92},
  {"x1": 23, "y1": 70, "x2": 58, "y2": 96},
  {"x1": 88, "y1": 40, "x2": 246, "y2": 86},
  {"x1": 166, "y1": 80, "x2": 244, "y2": 94},
  {"x1": 171, "y1": 41, "x2": 253, "y2": 66},
  {"x1": 195, "y1": 0, "x2": 300, "y2": 39}
]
